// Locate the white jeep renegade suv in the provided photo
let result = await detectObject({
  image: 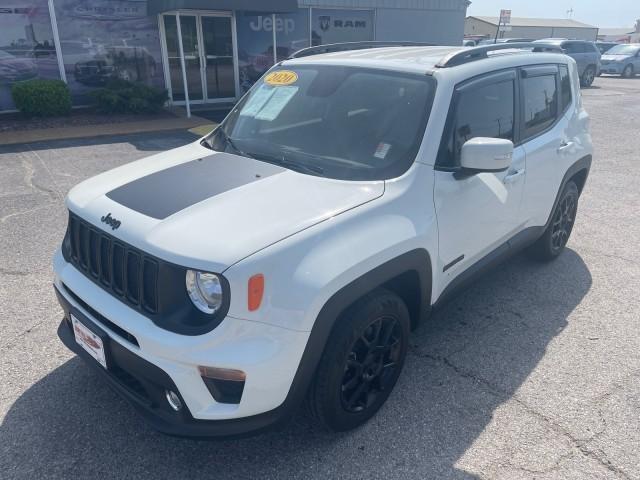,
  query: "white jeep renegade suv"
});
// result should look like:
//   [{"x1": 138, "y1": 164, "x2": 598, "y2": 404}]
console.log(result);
[{"x1": 54, "y1": 43, "x2": 592, "y2": 437}]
